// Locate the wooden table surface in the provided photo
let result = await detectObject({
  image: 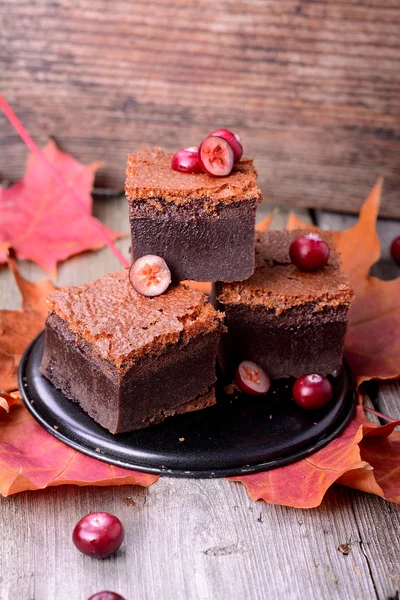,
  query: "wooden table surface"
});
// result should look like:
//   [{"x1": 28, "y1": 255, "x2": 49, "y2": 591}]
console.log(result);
[
  {"x1": 1, "y1": 0, "x2": 400, "y2": 217},
  {"x1": 0, "y1": 198, "x2": 399, "y2": 600}
]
